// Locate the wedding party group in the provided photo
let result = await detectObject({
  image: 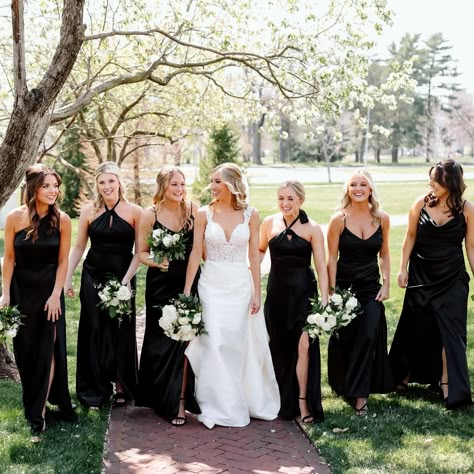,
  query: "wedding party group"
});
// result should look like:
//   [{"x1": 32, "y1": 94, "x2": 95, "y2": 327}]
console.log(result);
[{"x1": 0, "y1": 158, "x2": 473, "y2": 436}]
